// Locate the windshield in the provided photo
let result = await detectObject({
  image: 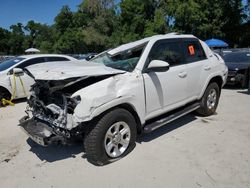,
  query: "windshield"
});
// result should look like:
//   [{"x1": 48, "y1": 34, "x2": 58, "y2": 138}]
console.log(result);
[
  {"x1": 0, "y1": 57, "x2": 25, "y2": 71},
  {"x1": 90, "y1": 45, "x2": 145, "y2": 72},
  {"x1": 223, "y1": 53, "x2": 250, "y2": 63}
]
